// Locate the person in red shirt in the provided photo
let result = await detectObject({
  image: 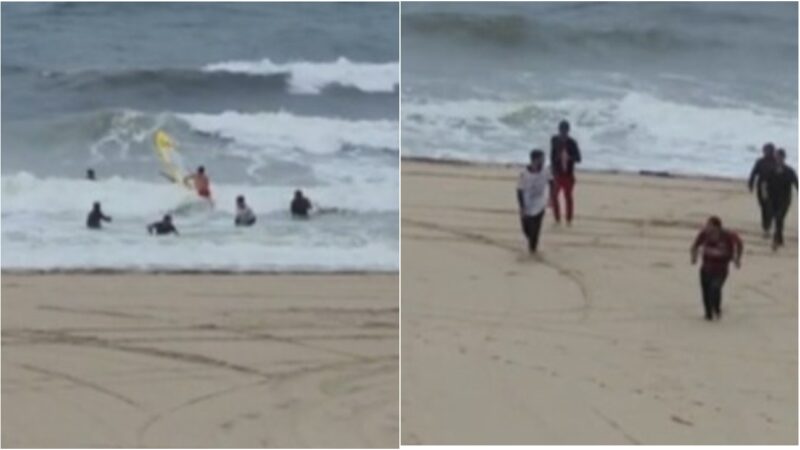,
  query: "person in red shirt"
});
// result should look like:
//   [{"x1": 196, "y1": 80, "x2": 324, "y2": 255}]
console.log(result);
[
  {"x1": 549, "y1": 120, "x2": 581, "y2": 225},
  {"x1": 184, "y1": 165, "x2": 212, "y2": 200},
  {"x1": 690, "y1": 216, "x2": 743, "y2": 321}
]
